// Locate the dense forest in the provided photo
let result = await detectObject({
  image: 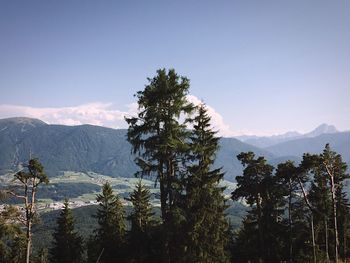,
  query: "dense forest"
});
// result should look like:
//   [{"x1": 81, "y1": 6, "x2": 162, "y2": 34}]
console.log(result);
[{"x1": 1, "y1": 69, "x2": 349, "y2": 263}]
